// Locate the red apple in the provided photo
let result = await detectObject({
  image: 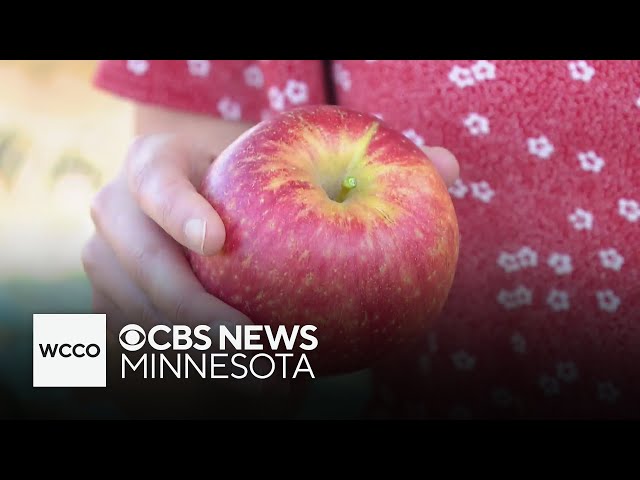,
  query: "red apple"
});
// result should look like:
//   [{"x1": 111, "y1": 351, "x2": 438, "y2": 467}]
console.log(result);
[{"x1": 187, "y1": 105, "x2": 459, "y2": 375}]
